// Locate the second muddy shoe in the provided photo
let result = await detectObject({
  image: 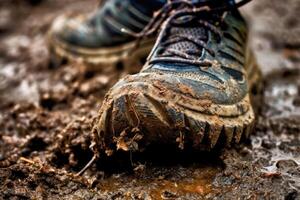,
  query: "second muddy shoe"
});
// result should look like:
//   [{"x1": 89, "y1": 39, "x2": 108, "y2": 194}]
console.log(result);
[
  {"x1": 48, "y1": 0, "x2": 165, "y2": 70},
  {"x1": 94, "y1": 0, "x2": 262, "y2": 153}
]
